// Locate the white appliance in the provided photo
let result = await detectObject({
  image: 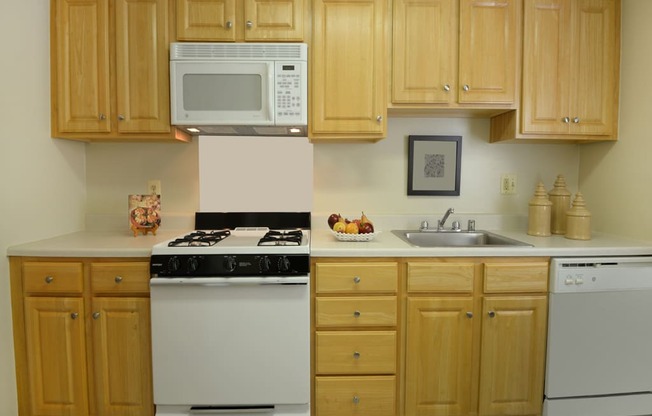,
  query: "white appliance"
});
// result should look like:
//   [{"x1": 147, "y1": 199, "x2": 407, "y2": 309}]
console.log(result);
[
  {"x1": 170, "y1": 42, "x2": 308, "y2": 136},
  {"x1": 544, "y1": 256, "x2": 652, "y2": 416},
  {"x1": 150, "y1": 213, "x2": 311, "y2": 416}
]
